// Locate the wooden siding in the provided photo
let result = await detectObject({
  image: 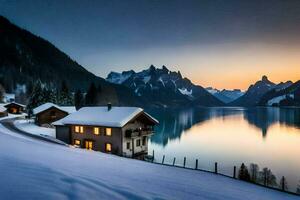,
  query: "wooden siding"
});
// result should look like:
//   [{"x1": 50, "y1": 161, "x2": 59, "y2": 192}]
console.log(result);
[
  {"x1": 70, "y1": 125, "x2": 123, "y2": 155},
  {"x1": 35, "y1": 107, "x2": 68, "y2": 126}
]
